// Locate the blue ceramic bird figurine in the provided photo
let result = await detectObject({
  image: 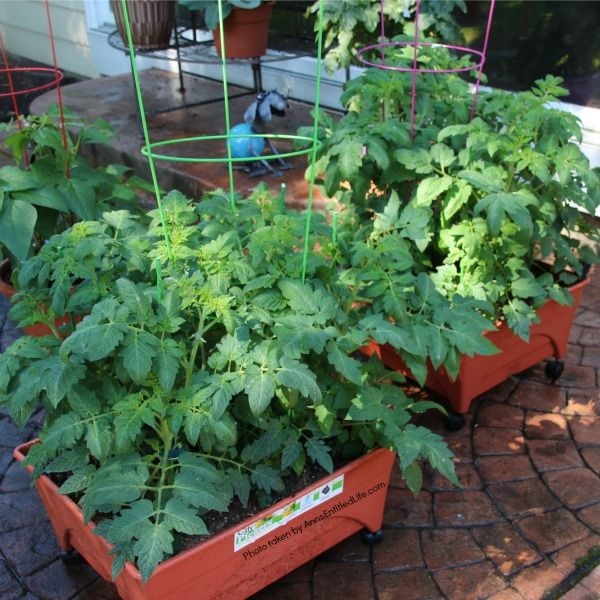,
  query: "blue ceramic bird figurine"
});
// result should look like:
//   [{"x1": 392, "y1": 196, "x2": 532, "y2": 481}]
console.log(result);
[{"x1": 228, "y1": 90, "x2": 290, "y2": 176}]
